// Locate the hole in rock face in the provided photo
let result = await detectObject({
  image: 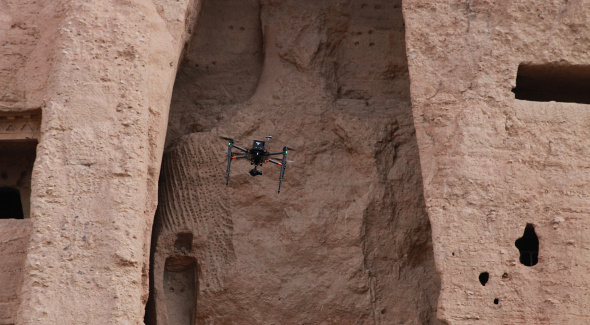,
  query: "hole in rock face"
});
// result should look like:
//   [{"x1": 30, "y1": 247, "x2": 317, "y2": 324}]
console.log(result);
[
  {"x1": 515, "y1": 224, "x2": 539, "y2": 266},
  {"x1": 174, "y1": 233, "x2": 193, "y2": 253},
  {"x1": 494, "y1": 298, "x2": 499, "y2": 305},
  {"x1": 0, "y1": 140, "x2": 37, "y2": 219},
  {"x1": 0, "y1": 187, "x2": 23, "y2": 219},
  {"x1": 512, "y1": 64, "x2": 590, "y2": 104},
  {"x1": 478, "y1": 272, "x2": 489, "y2": 286}
]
